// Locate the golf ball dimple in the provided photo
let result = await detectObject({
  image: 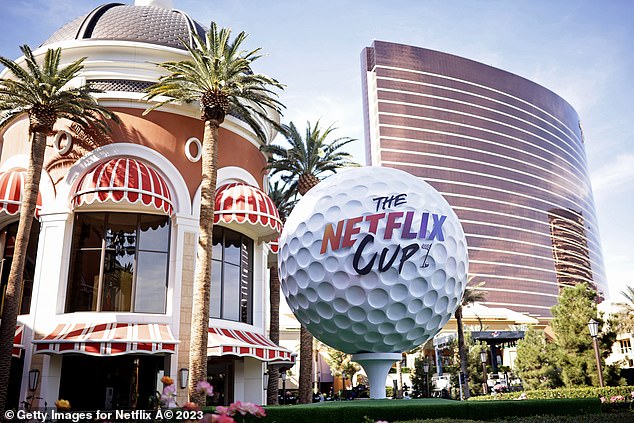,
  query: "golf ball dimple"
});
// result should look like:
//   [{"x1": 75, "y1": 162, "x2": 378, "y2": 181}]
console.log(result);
[{"x1": 278, "y1": 166, "x2": 468, "y2": 354}]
